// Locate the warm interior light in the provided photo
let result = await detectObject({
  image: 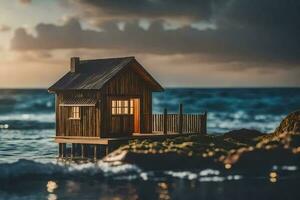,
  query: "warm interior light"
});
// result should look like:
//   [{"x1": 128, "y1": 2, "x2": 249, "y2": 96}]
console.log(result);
[
  {"x1": 112, "y1": 99, "x2": 134, "y2": 115},
  {"x1": 225, "y1": 163, "x2": 232, "y2": 169},
  {"x1": 269, "y1": 172, "x2": 277, "y2": 178}
]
